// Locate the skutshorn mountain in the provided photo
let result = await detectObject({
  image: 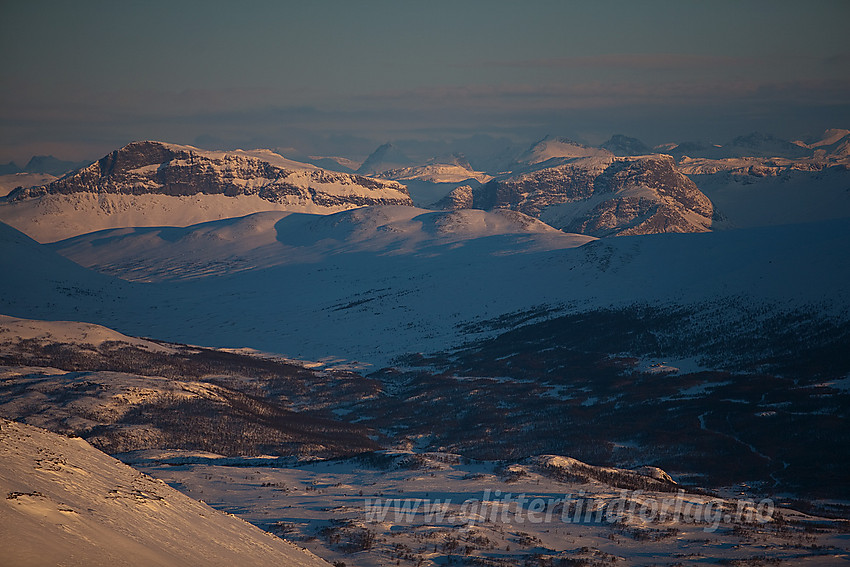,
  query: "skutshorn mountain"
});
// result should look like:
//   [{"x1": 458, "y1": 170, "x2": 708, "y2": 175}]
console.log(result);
[{"x1": 0, "y1": 141, "x2": 412, "y2": 242}]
